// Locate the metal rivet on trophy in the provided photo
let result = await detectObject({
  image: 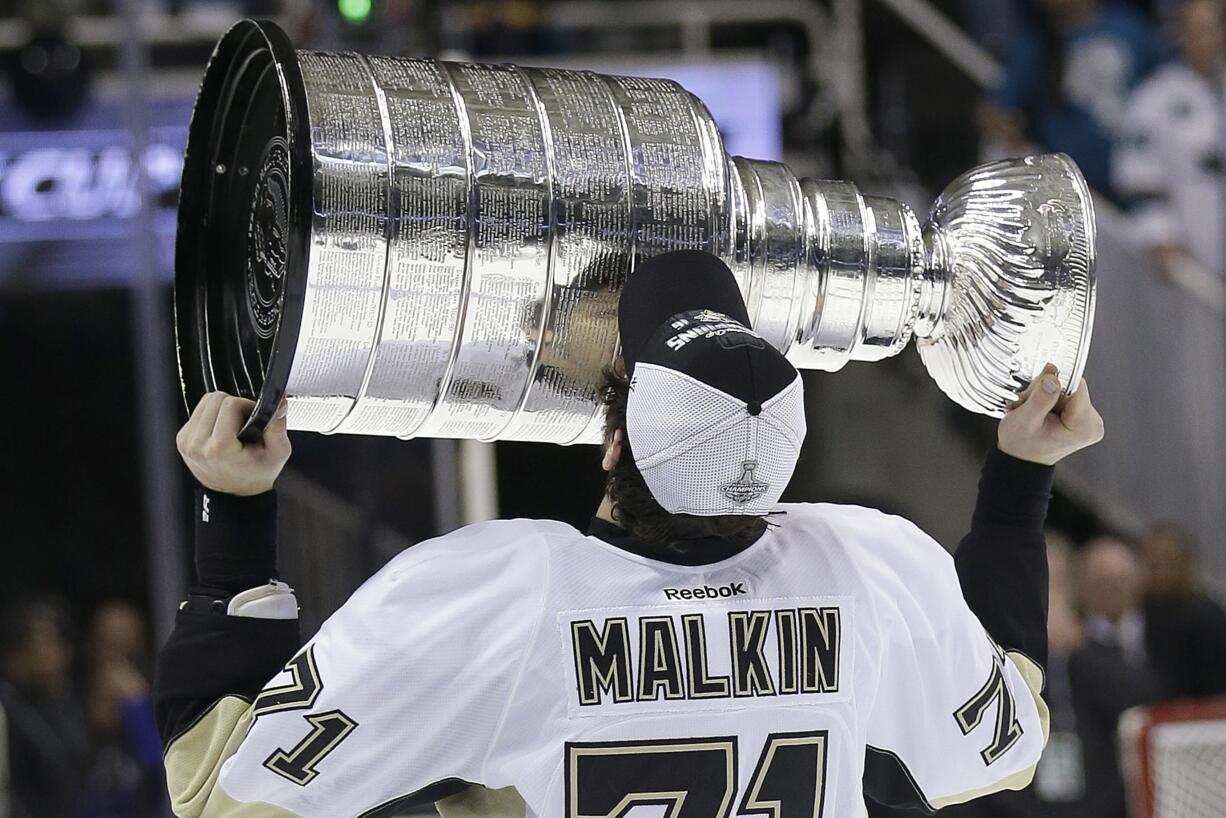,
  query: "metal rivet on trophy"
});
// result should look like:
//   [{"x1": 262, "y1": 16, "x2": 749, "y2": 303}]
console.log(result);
[{"x1": 175, "y1": 19, "x2": 1096, "y2": 444}]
